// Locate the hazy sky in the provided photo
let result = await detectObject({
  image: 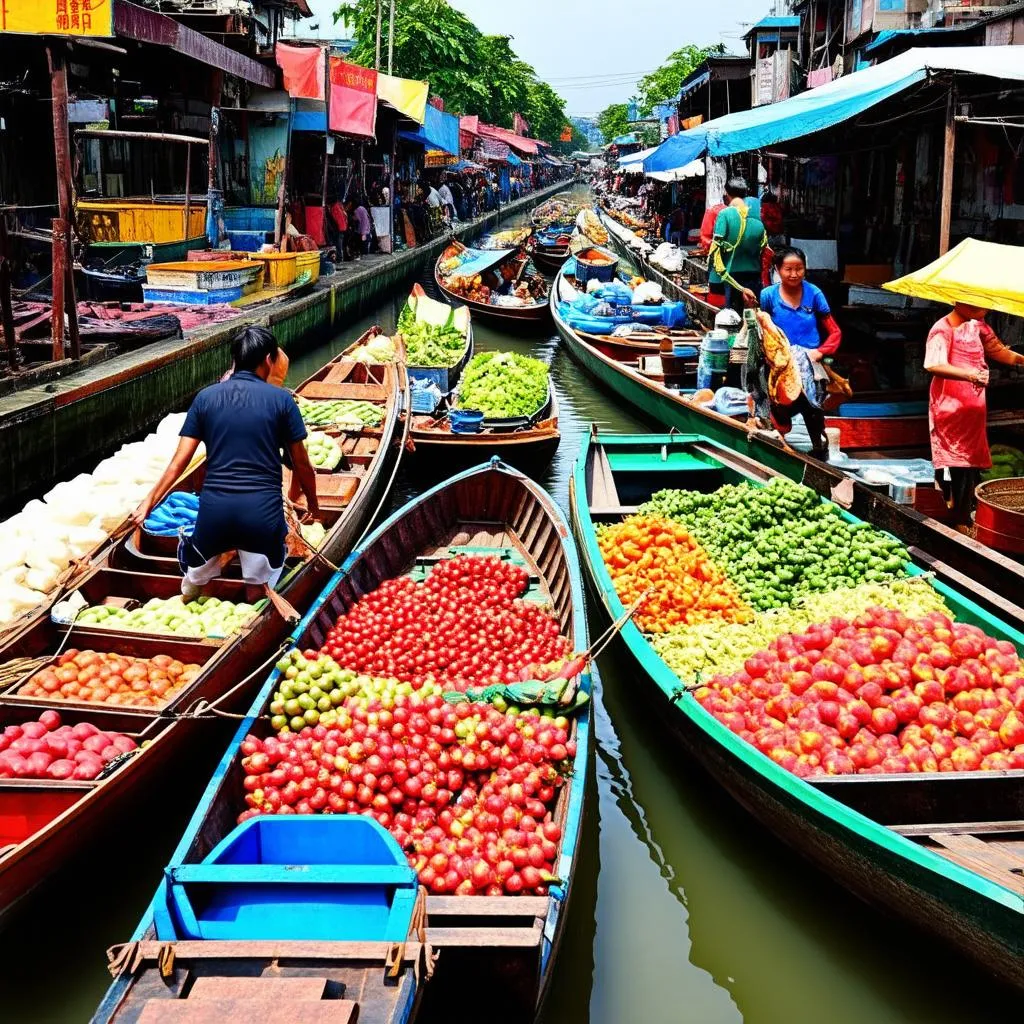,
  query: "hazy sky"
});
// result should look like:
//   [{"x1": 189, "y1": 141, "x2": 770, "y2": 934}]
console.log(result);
[{"x1": 300, "y1": 0, "x2": 773, "y2": 115}]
